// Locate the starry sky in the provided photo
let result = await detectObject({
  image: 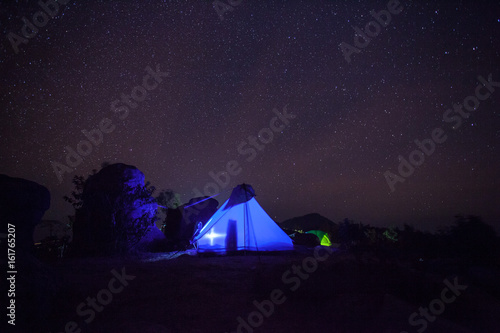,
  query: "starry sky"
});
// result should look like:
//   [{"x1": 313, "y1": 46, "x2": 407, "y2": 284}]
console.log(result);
[{"x1": 0, "y1": 0, "x2": 499, "y2": 232}]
